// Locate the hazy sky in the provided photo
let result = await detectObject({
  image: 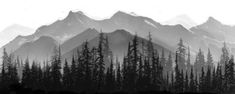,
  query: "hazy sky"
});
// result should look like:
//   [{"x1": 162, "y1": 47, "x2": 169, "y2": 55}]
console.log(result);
[{"x1": 0, "y1": 0, "x2": 235, "y2": 32}]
